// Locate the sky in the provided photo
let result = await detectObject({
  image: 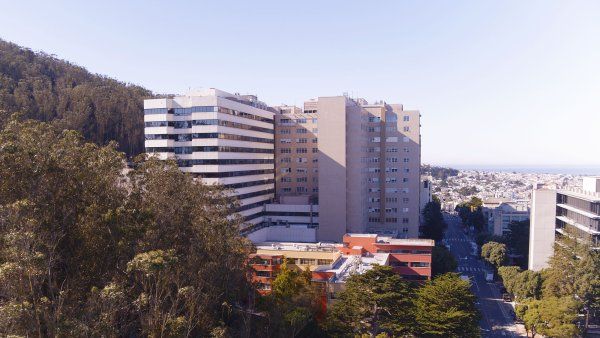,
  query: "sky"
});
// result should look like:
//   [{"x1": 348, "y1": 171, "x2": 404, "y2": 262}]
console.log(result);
[{"x1": 1, "y1": 0, "x2": 599, "y2": 167}]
